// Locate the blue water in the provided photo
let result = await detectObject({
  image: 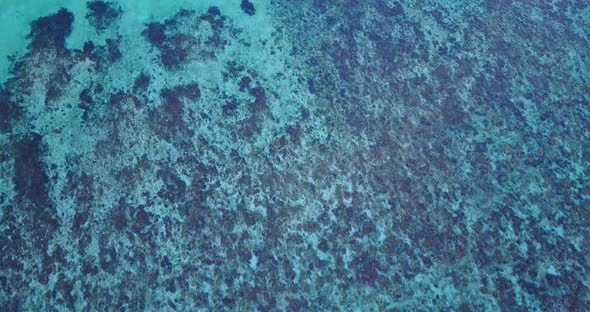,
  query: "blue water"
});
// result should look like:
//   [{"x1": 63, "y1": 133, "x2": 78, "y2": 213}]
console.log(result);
[{"x1": 1, "y1": 1, "x2": 589, "y2": 311}]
